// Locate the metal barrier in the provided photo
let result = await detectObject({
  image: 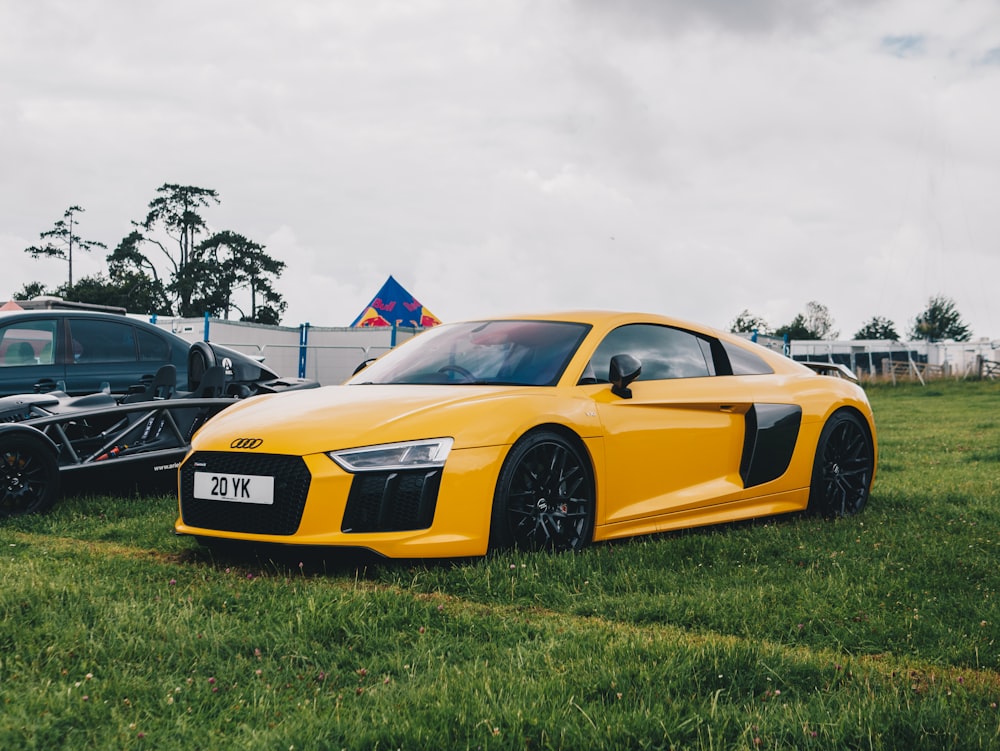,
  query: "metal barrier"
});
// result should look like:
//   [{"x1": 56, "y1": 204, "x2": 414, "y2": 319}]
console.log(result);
[
  {"x1": 878, "y1": 359, "x2": 999, "y2": 384},
  {"x1": 208, "y1": 343, "x2": 393, "y2": 385}
]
